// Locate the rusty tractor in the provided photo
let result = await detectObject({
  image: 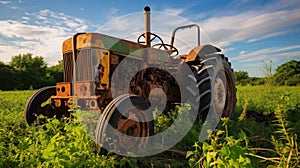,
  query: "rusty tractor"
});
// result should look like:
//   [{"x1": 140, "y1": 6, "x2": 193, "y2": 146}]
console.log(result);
[{"x1": 24, "y1": 6, "x2": 236, "y2": 154}]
